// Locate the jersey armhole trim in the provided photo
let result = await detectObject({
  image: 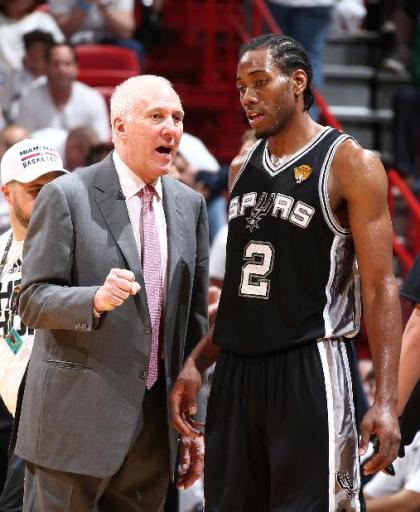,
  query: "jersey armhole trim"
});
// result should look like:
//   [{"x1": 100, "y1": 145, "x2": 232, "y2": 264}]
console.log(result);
[
  {"x1": 319, "y1": 134, "x2": 353, "y2": 237},
  {"x1": 230, "y1": 139, "x2": 262, "y2": 194}
]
